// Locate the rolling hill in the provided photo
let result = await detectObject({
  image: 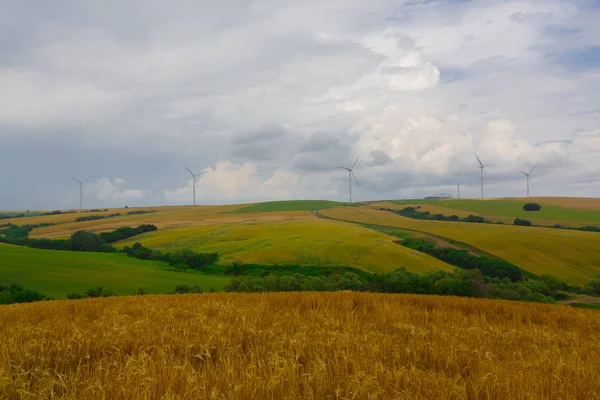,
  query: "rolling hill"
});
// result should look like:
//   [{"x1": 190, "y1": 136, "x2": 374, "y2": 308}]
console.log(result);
[
  {"x1": 115, "y1": 219, "x2": 453, "y2": 274},
  {"x1": 320, "y1": 206, "x2": 600, "y2": 284},
  {"x1": 0, "y1": 243, "x2": 230, "y2": 299},
  {"x1": 383, "y1": 198, "x2": 600, "y2": 226}
]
